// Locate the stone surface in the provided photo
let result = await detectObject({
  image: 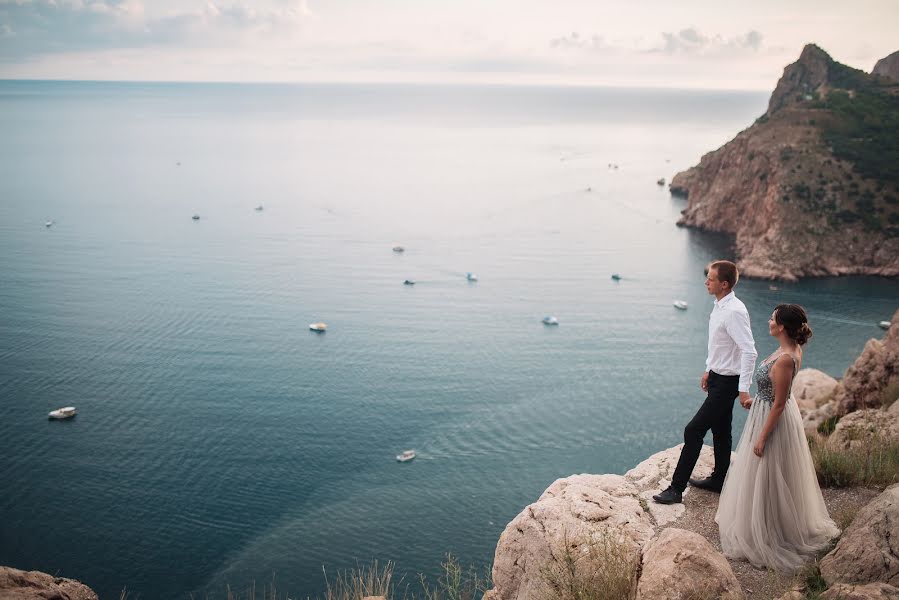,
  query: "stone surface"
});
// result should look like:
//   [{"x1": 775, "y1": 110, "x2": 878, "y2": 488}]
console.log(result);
[
  {"x1": 487, "y1": 445, "x2": 715, "y2": 600},
  {"x1": 803, "y1": 400, "x2": 838, "y2": 435},
  {"x1": 625, "y1": 443, "x2": 716, "y2": 527},
  {"x1": 820, "y1": 484, "x2": 899, "y2": 587},
  {"x1": 837, "y1": 311, "x2": 899, "y2": 414},
  {"x1": 0, "y1": 566, "x2": 98, "y2": 600},
  {"x1": 635, "y1": 528, "x2": 743, "y2": 600},
  {"x1": 821, "y1": 582, "x2": 899, "y2": 600},
  {"x1": 827, "y1": 403, "x2": 899, "y2": 450},
  {"x1": 873, "y1": 50, "x2": 899, "y2": 81},
  {"x1": 792, "y1": 368, "x2": 840, "y2": 412}
]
